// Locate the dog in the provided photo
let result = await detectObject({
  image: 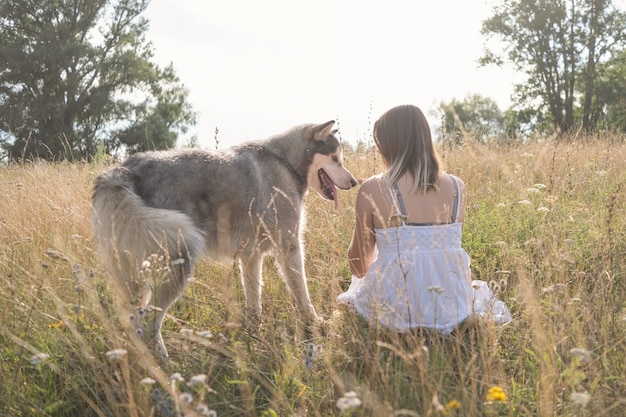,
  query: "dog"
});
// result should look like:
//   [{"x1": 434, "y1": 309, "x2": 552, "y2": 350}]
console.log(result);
[{"x1": 92, "y1": 121, "x2": 357, "y2": 356}]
